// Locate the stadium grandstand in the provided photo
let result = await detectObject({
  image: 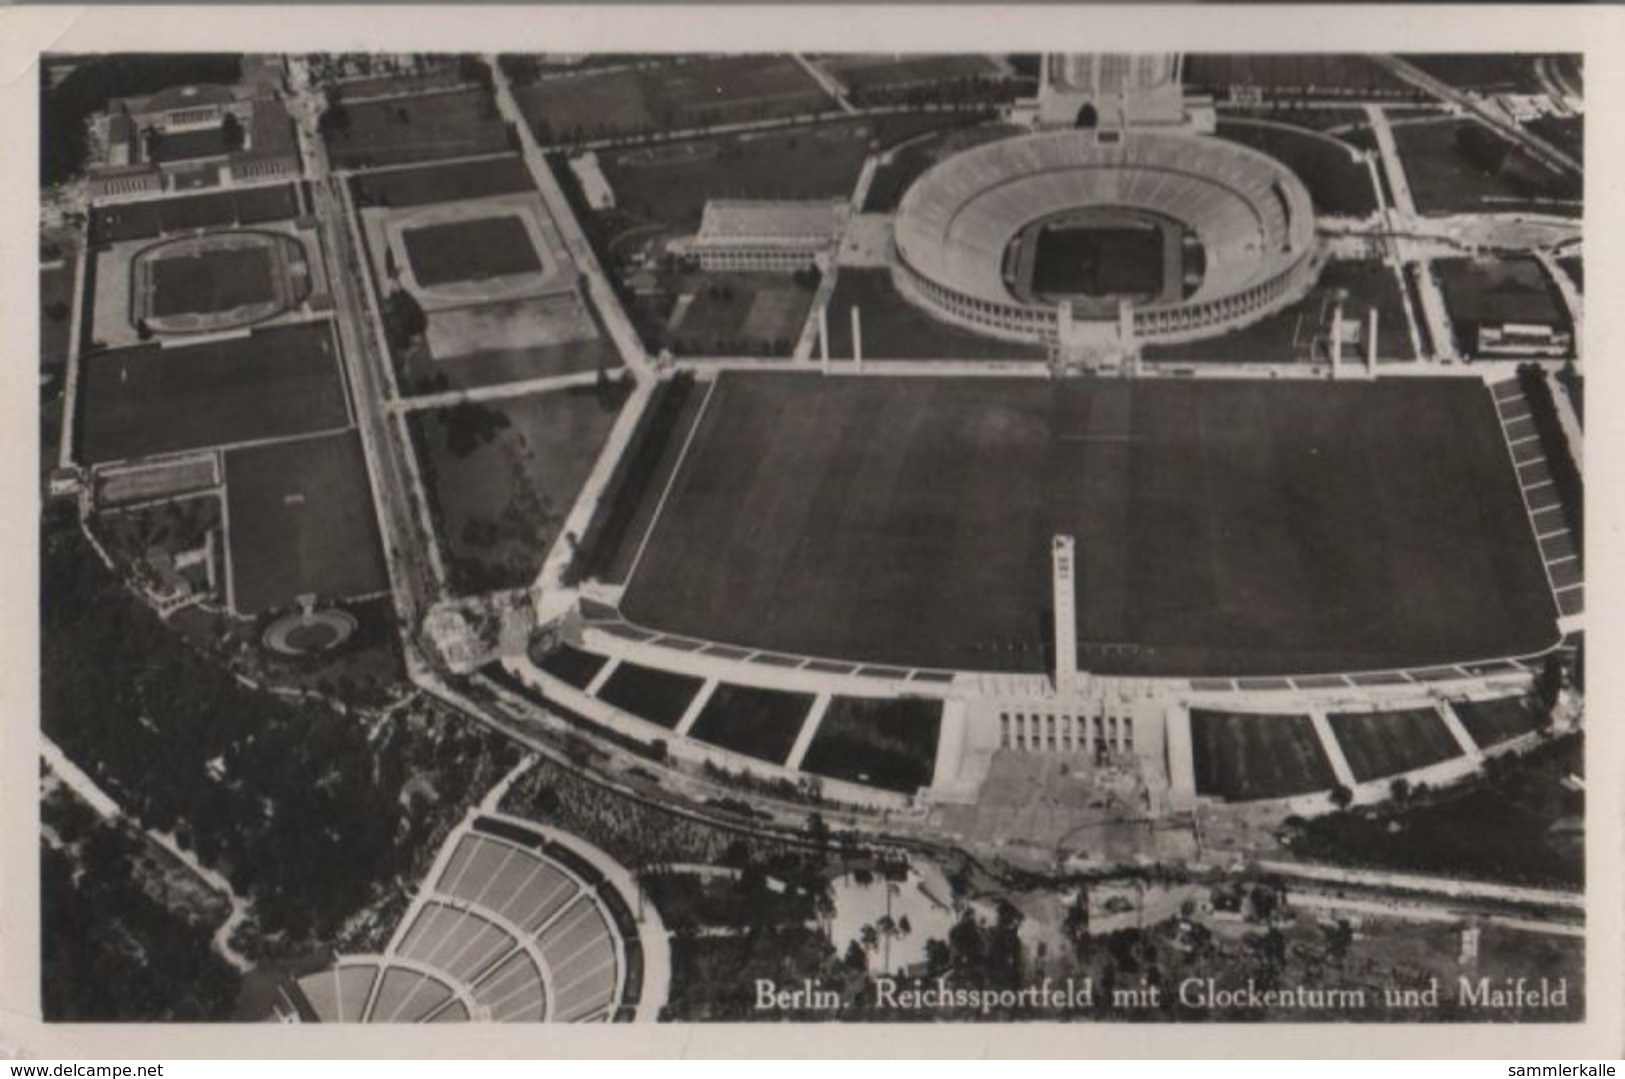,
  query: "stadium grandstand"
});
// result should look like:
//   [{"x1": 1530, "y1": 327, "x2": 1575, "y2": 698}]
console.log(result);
[
  {"x1": 670, "y1": 199, "x2": 845, "y2": 272},
  {"x1": 288, "y1": 816, "x2": 663, "y2": 1023},
  {"x1": 889, "y1": 128, "x2": 1317, "y2": 349}
]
